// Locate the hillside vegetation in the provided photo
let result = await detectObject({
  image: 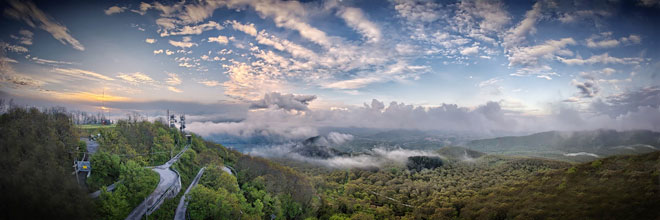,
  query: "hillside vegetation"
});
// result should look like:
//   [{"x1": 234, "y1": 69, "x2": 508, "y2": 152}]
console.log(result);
[
  {"x1": 467, "y1": 130, "x2": 660, "y2": 162},
  {"x1": 1, "y1": 108, "x2": 659, "y2": 219}
]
